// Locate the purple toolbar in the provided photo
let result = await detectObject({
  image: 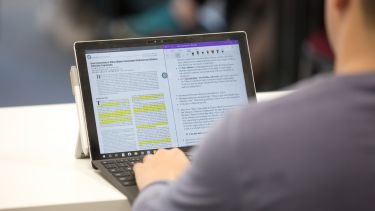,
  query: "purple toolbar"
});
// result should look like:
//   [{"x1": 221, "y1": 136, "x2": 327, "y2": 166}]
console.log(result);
[{"x1": 163, "y1": 40, "x2": 239, "y2": 49}]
